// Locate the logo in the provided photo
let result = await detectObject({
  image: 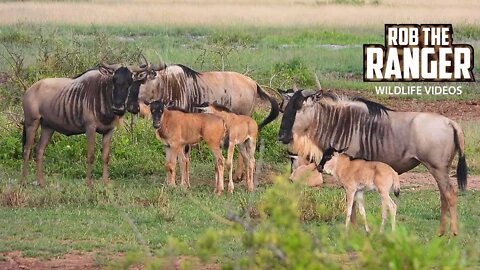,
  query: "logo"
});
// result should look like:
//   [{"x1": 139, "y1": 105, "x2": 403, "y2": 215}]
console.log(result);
[{"x1": 364, "y1": 24, "x2": 475, "y2": 82}]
